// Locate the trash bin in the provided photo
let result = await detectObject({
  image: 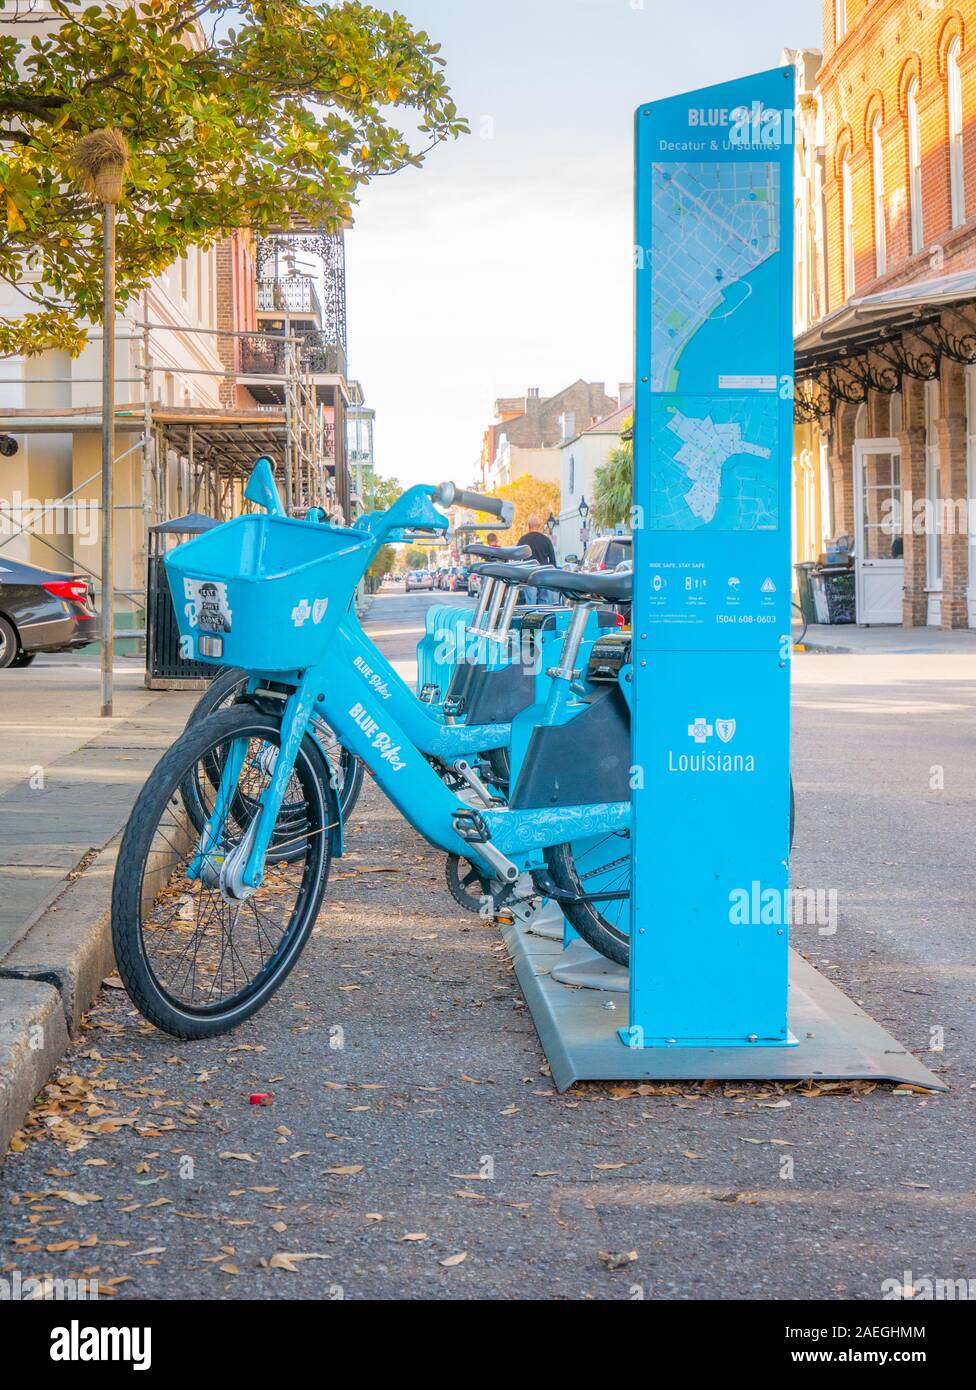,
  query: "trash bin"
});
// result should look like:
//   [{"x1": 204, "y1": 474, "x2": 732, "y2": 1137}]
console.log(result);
[
  {"x1": 820, "y1": 568, "x2": 856, "y2": 624},
  {"x1": 794, "y1": 561, "x2": 818, "y2": 627},
  {"x1": 146, "y1": 512, "x2": 222, "y2": 689}
]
